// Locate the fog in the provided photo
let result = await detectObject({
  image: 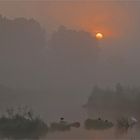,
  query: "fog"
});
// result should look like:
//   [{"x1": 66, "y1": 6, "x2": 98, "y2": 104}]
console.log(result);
[{"x1": 0, "y1": 1, "x2": 140, "y2": 139}]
